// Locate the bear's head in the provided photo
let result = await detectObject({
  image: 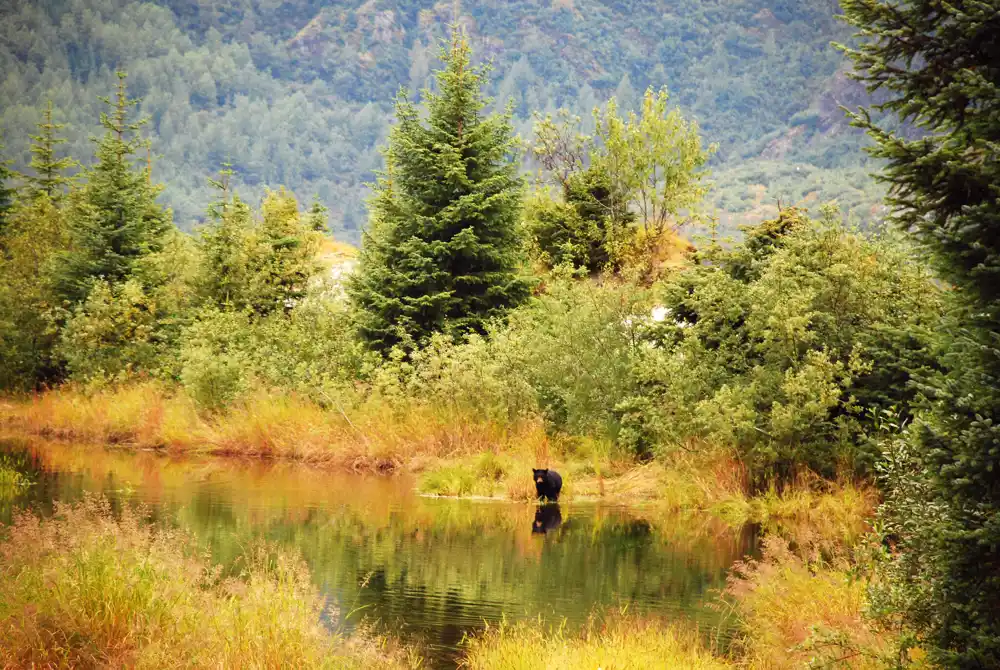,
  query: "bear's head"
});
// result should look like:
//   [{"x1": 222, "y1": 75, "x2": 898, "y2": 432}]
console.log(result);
[{"x1": 532, "y1": 468, "x2": 549, "y2": 485}]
